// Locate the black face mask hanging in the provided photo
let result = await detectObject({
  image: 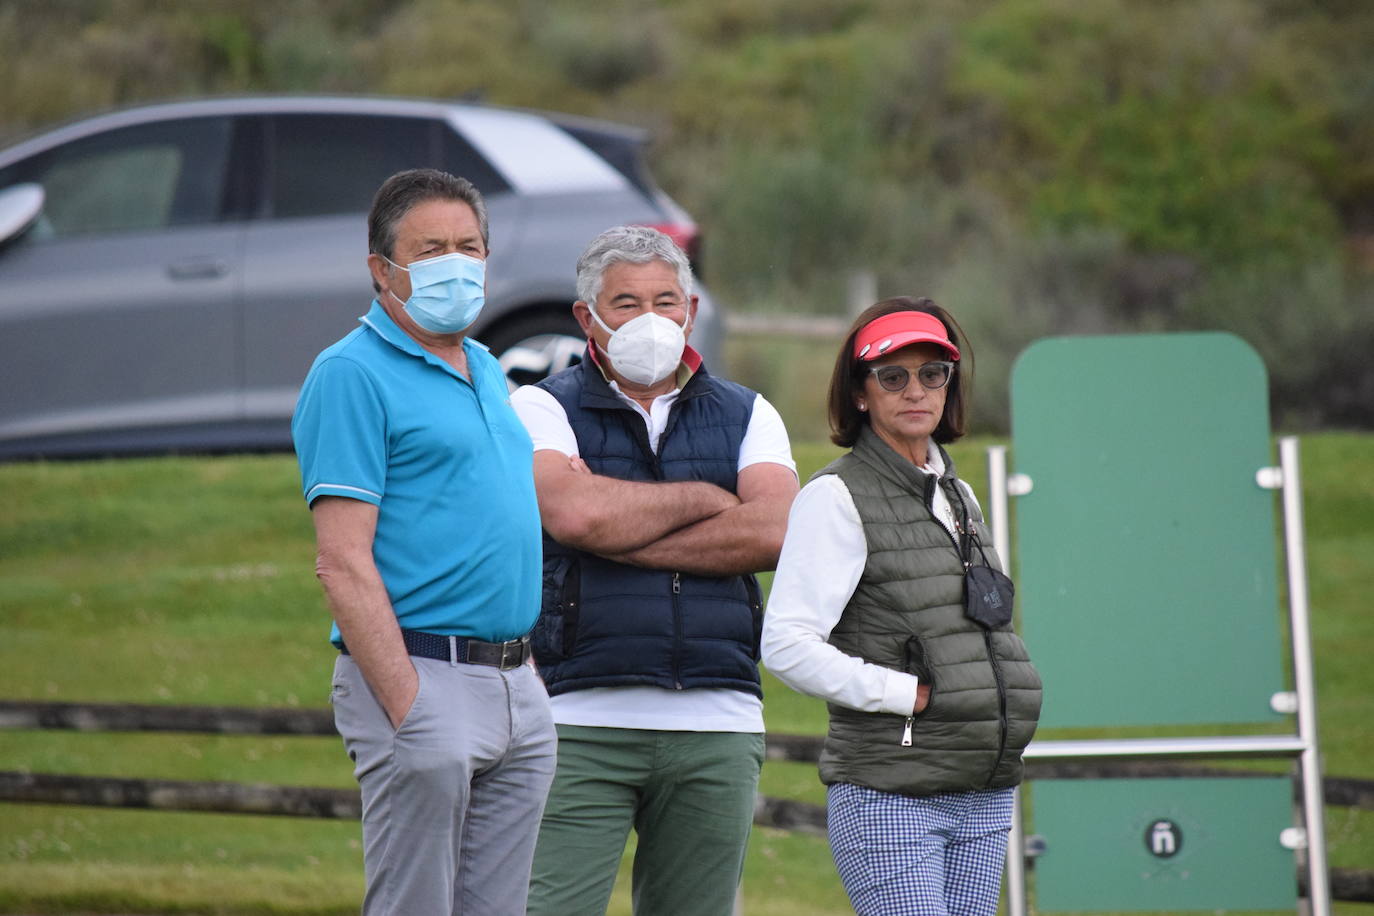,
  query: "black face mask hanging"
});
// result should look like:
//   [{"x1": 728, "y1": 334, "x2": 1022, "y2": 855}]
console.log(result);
[
  {"x1": 948, "y1": 482, "x2": 1016, "y2": 630},
  {"x1": 965, "y1": 560, "x2": 1015, "y2": 630}
]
